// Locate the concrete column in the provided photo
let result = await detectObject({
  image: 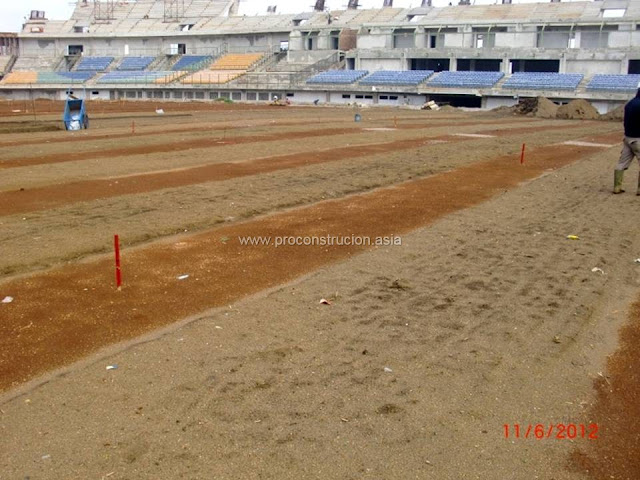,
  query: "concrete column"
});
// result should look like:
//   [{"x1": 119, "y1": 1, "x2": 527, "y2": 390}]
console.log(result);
[
  {"x1": 415, "y1": 27, "x2": 426, "y2": 48},
  {"x1": 559, "y1": 53, "x2": 567, "y2": 73},
  {"x1": 317, "y1": 32, "x2": 331, "y2": 50},
  {"x1": 501, "y1": 56, "x2": 511, "y2": 75},
  {"x1": 449, "y1": 57, "x2": 457, "y2": 71},
  {"x1": 288, "y1": 31, "x2": 304, "y2": 54}
]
